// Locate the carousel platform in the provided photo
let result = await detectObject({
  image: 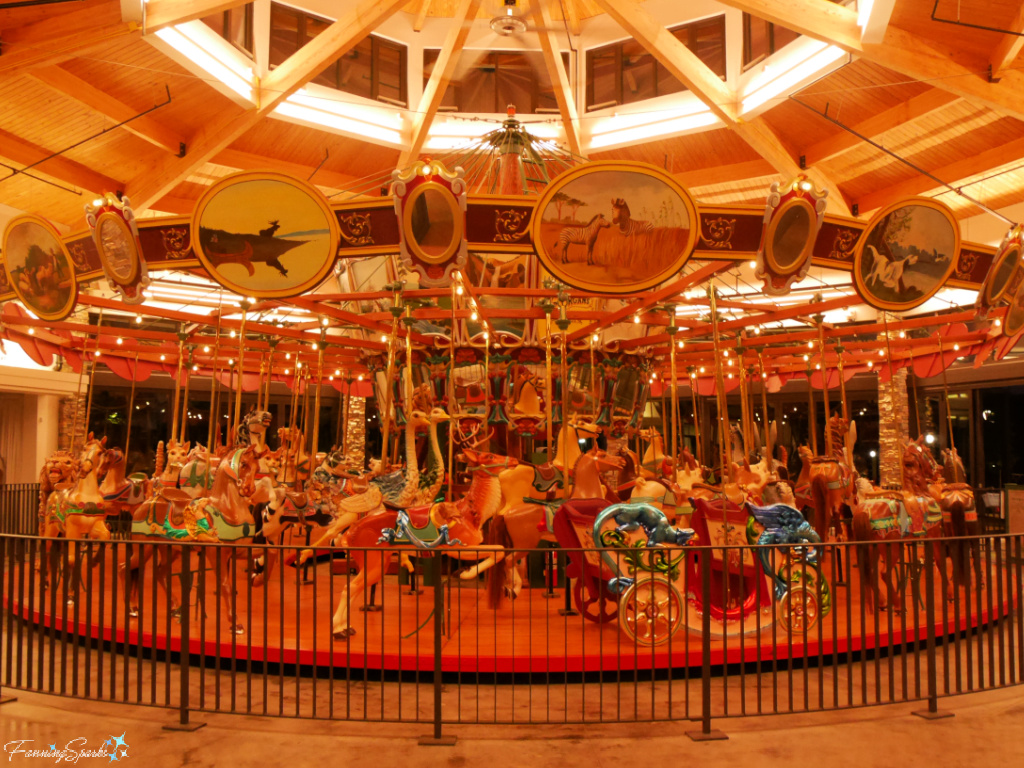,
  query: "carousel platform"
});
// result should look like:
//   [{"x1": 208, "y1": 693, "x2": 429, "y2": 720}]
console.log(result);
[{"x1": 2, "y1": 546, "x2": 1016, "y2": 676}]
